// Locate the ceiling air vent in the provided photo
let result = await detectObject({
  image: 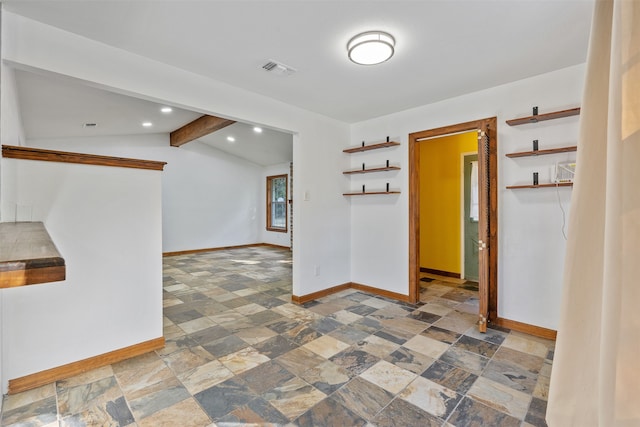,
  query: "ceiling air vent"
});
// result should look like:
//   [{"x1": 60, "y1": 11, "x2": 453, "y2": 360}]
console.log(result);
[{"x1": 262, "y1": 60, "x2": 297, "y2": 76}]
